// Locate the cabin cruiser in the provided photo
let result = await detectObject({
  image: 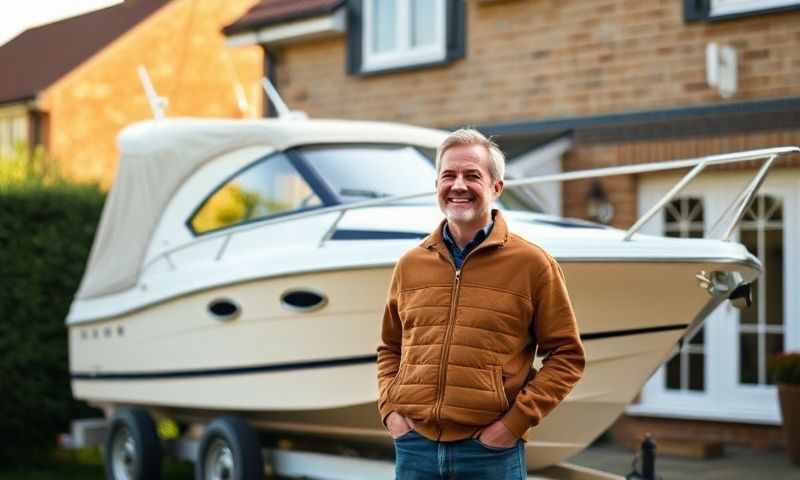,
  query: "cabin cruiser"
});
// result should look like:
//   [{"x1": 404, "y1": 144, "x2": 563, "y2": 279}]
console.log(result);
[{"x1": 67, "y1": 117, "x2": 797, "y2": 470}]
